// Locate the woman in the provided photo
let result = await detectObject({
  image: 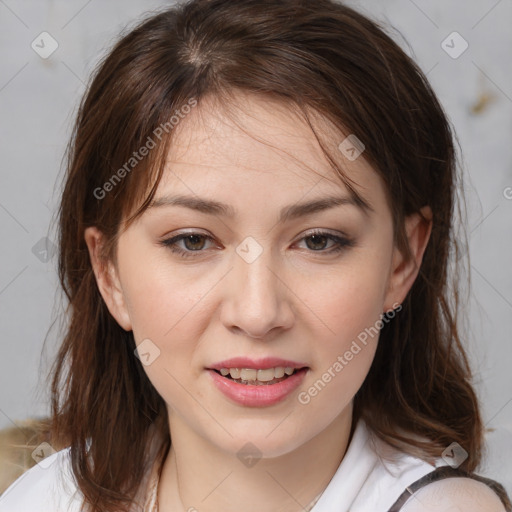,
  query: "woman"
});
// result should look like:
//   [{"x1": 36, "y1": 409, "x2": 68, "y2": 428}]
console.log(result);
[{"x1": 1, "y1": 0, "x2": 510, "y2": 510}]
